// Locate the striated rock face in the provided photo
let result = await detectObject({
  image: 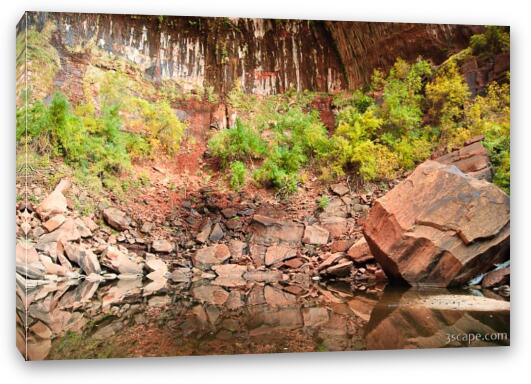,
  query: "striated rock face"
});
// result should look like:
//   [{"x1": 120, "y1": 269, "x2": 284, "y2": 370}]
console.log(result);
[
  {"x1": 22, "y1": 12, "x2": 476, "y2": 96},
  {"x1": 325, "y1": 21, "x2": 479, "y2": 88},
  {"x1": 363, "y1": 160, "x2": 509, "y2": 287}
]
